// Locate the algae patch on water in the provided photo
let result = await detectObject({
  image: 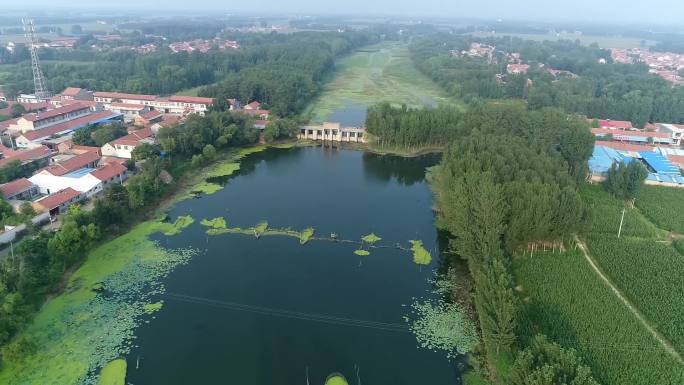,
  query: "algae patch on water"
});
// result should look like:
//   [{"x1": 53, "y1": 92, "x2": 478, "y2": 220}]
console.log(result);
[
  {"x1": 299, "y1": 227, "x2": 314, "y2": 244},
  {"x1": 0, "y1": 220, "x2": 197, "y2": 385},
  {"x1": 159, "y1": 215, "x2": 195, "y2": 236},
  {"x1": 97, "y1": 359, "x2": 127, "y2": 385},
  {"x1": 325, "y1": 374, "x2": 349, "y2": 385},
  {"x1": 143, "y1": 301, "x2": 163, "y2": 314},
  {"x1": 409, "y1": 240, "x2": 432, "y2": 265},
  {"x1": 201, "y1": 219, "x2": 316, "y2": 246},
  {"x1": 361, "y1": 233, "x2": 382, "y2": 244},
  {"x1": 200, "y1": 217, "x2": 227, "y2": 229},
  {"x1": 354, "y1": 249, "x2": 370, "y2": 256}
]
